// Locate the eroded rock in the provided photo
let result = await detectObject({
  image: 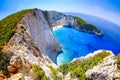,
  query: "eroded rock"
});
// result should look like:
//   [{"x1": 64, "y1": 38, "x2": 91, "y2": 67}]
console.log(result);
[
  {"x1": 8, "y1": 55, "x2": 31, "y2": 74},
  {"x1": 86, "y1": 51, "x2": 120, "y2": 80}
]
